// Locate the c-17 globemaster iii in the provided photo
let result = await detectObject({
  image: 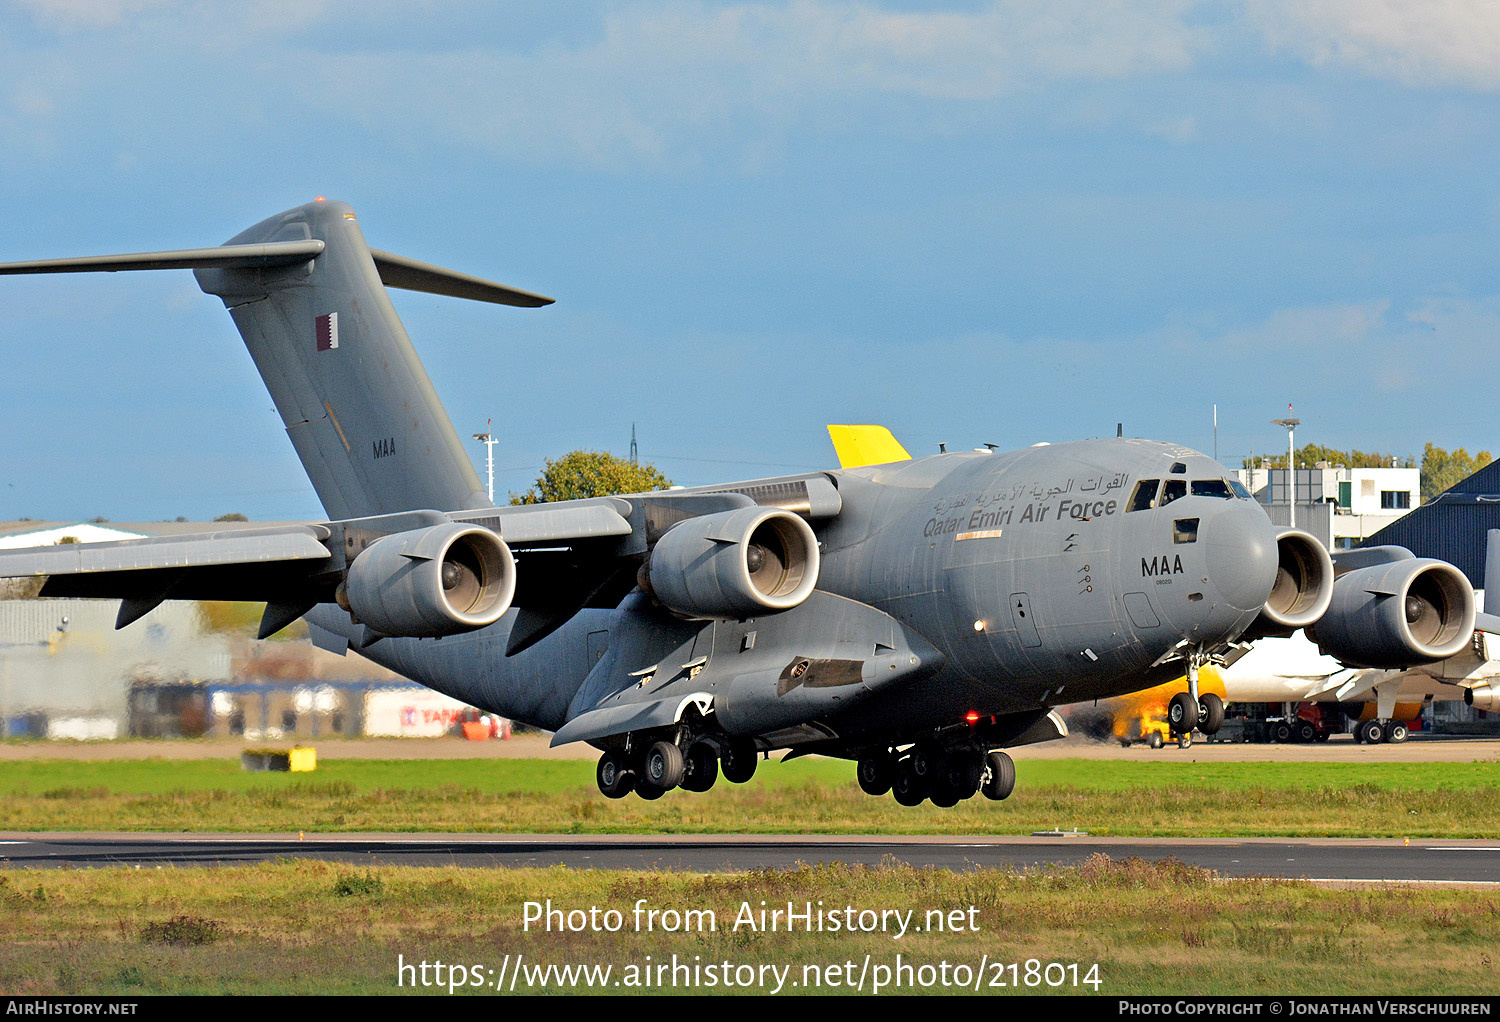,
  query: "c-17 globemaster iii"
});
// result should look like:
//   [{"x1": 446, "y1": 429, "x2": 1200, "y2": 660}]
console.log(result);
[{"x1": 0, "y1": 199, "x2": 1488, "y2": 806}]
